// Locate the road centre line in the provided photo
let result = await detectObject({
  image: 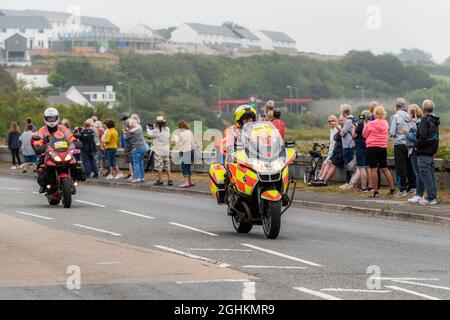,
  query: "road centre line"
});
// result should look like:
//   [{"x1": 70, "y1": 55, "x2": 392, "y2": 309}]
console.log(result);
[
  {"x1": 242, "y1": 282, "x2": 256, "y2": 300},
  {"x1": 391, "y1": 280, "x2": 450, "y2": 291},
  {"x1": 241, "y1": 244, "x2": 322, "y2": 267},
  {"x1": 321, "y1": 289, "x2": 391, "y2": 293},
  {"x1": 386, "y1": 286, "x2": 441, "y2": 300},
  {"x1": 169, "y1": 223, "x2": 218, "y2": 237},
  {"x1": 293, "y1": 287, "x2": 343, "y2": 300},
  {"x1": 0, "y1": 187, "x2": 21, "y2": 191},
  {"x1": 118, "y1": 210, "x2": 155, "y2": 220},
  {"x1": 242, "y1": 266, "x2": 307, "y2": 270},
  {"x1": 189, "y1": 249, "x2": 253, "y2": 252},
  {"x1": 73, "y1": 224, "x2": 122, "y2": 237},
  {"x1": 75, "y1": 200, "x2": 106, "y2": 208},
  {"x1": 377, "y1": 277, "x2": 439, "y2": 281},
  {"x1": 154, "y1": 245, "x2": 231, "y2": 268},
  {"x1": 16, "y1": 211, "x2": 54, "y2": 220},
  {"x1": 176, "y1": 279, "x2": 252, "y2": 285}
]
